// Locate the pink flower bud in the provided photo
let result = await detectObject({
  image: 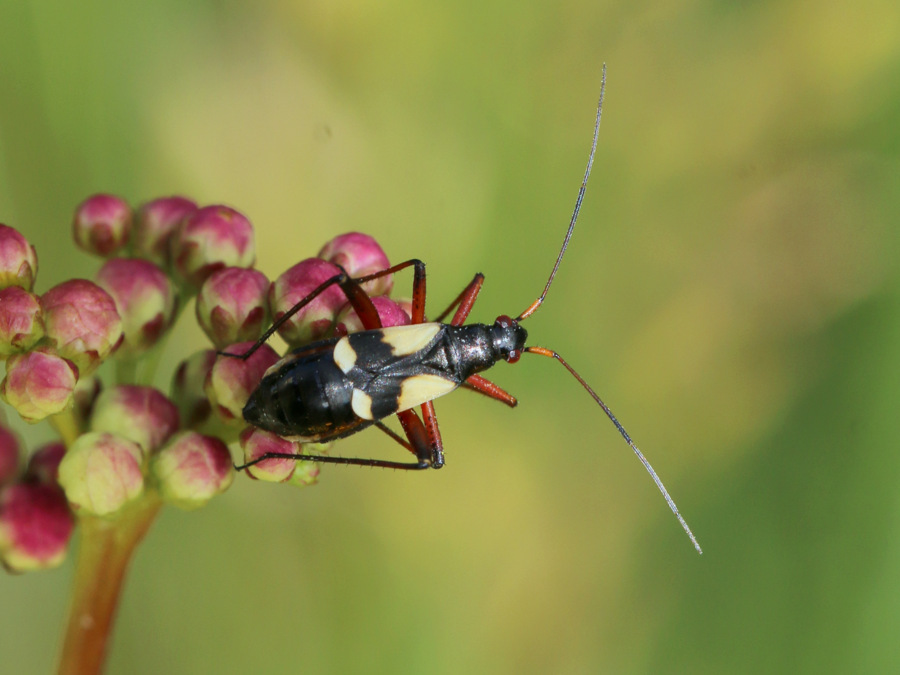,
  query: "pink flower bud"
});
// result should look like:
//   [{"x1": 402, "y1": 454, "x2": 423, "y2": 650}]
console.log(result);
[
  {"x1": 0, "y1": 483, "x2": 74, "y2": 571},
  {"x1": 133, "y1": 196, "x2": 197, "y2": 266},
  {"x1": 269, "y1": 259, "x2": 346, "y2": 346},
  {"x1": 395, "y1": 298, "x2": 414, "y2": 321},
  {"x1": 57, "y1": 432, "x2": 144, "y2": 516},
  {"x1": 334, "y1": 296, "x2": 411, "y2": 337},
  {"x1": 239, "y1": 427, "x2": 308, "y2": 483},
  {"x1": 196, "y1": 267, "x2": 270, "y2": 349},
  {"x1": 0, "y1": 286, "x2": 44, "y2": 356},
  {"x1": 206, "y1": 342, "x2": 280, "y2": 424},
  {"x1": 0, "y1": 224, "x2": 38, "y2": 291},
  {"x1": 286, "y1": 444, "x2": 326, "y2": 487},
  {"x1": 95, "y1": 258, "x2": 176, "y2": 357},
  {"x1": 25, "y1": 441, "x2": 67, "y2": 484},
  {"x1": 318, "y1": 232, "x2": 393, "y2": 296},
  {"x1": 0, "y1": 426, "x2": 22, "y2": 486},
  {"x1": 151, "y1": 432, "x2": 234, "y2": 509},
  {"x1": 170, "y1": 205, "x2": 255, "y2": 288},
  {"x1": 41, "y1": 279, "x2": 123, "y2": 376},
  {"x1": 90, "y1": 385, "x2": 179, "y2": 455},
  {"x1": 171, "y1": 349, "x2": 217, "y2": 430},
  {"x1": 0, "y1": 348, "x2": 78, "y2": 423},
  {"x1": 72, "y1": 194, "x2": 132, "y2": 257}
]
